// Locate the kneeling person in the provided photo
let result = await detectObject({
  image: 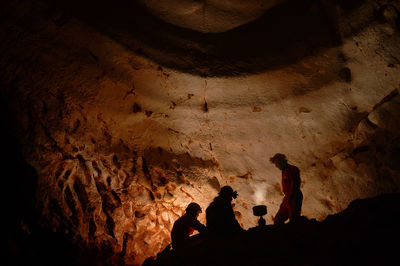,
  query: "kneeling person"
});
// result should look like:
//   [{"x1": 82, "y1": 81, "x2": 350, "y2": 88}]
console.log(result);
[{"x1": 171, "y1": 203, "x2": 207, "y2": 250}]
